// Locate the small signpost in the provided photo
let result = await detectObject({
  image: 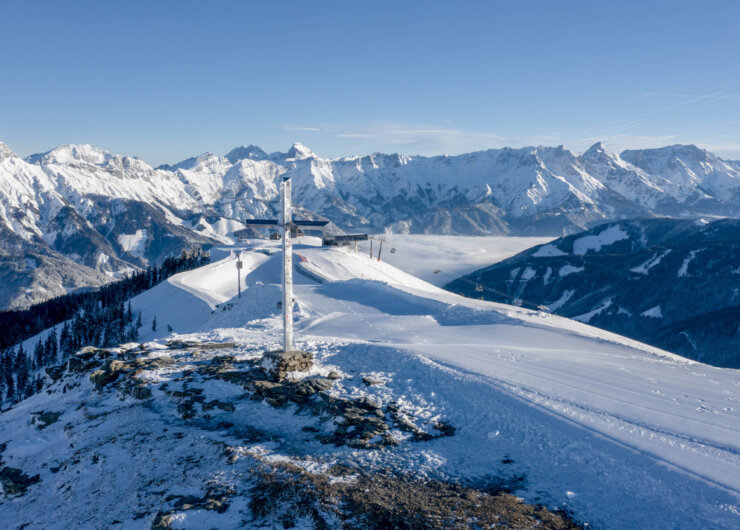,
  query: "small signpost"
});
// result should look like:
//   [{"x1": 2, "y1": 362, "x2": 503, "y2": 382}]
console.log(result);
[{"x1": 235, "y1": 250, "x2": 243, "y2": 298}]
